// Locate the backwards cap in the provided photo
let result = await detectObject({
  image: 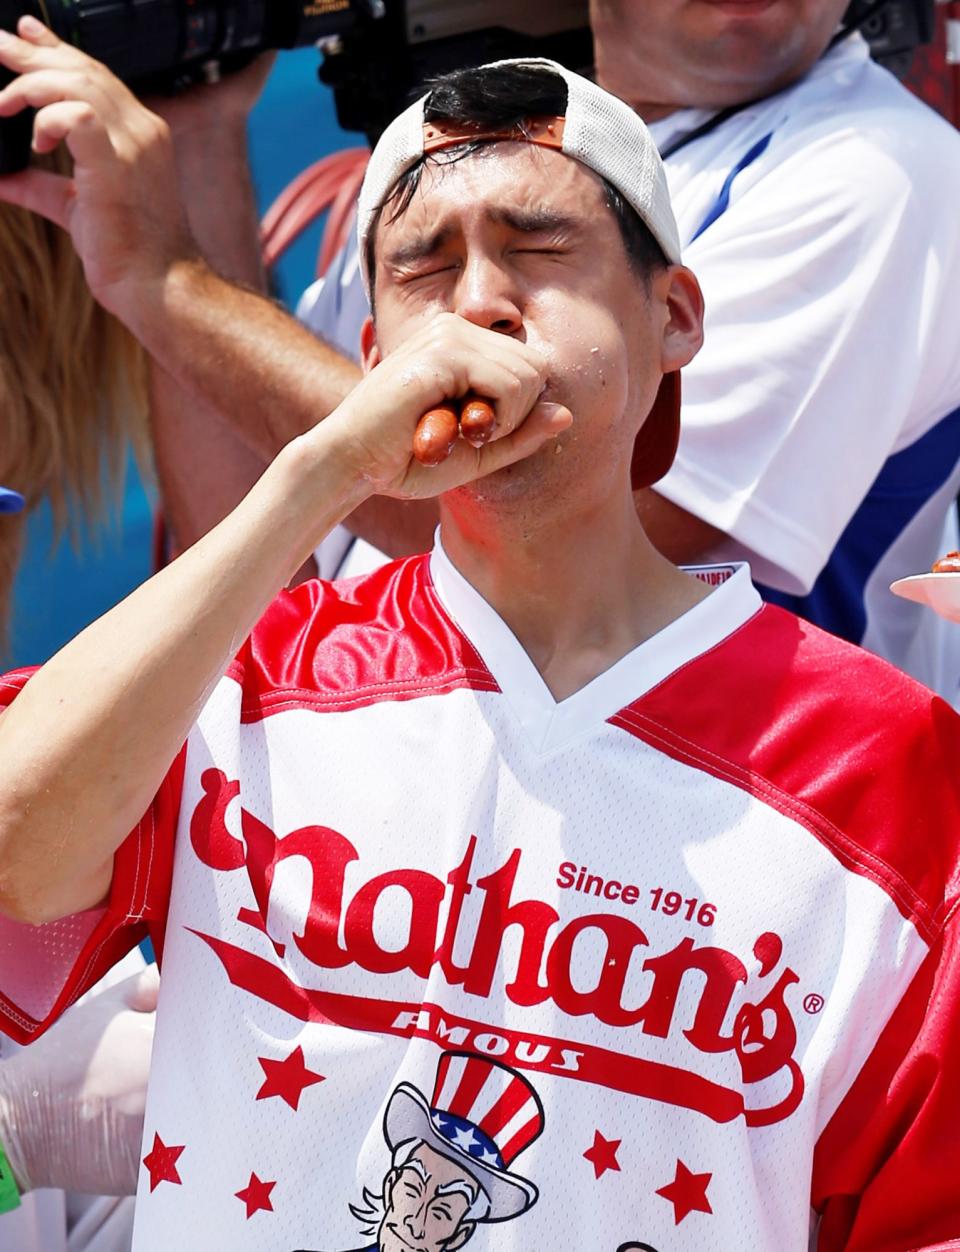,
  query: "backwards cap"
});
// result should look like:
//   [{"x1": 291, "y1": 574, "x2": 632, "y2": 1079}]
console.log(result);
[{"x1": 356, "y1": 57, "x2": 685, "y2": 489}]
